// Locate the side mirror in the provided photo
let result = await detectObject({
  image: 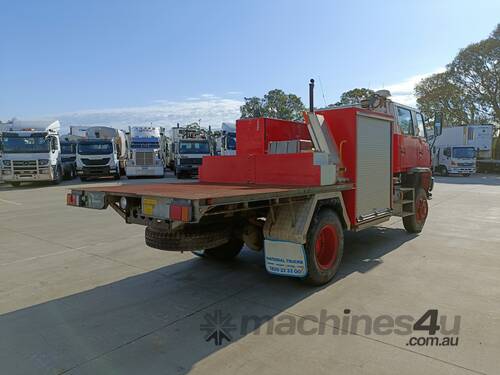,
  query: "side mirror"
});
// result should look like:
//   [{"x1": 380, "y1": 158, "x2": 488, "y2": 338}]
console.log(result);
[{"x1": 434, "y1": 113, "x2": 443, "y2": 136}]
